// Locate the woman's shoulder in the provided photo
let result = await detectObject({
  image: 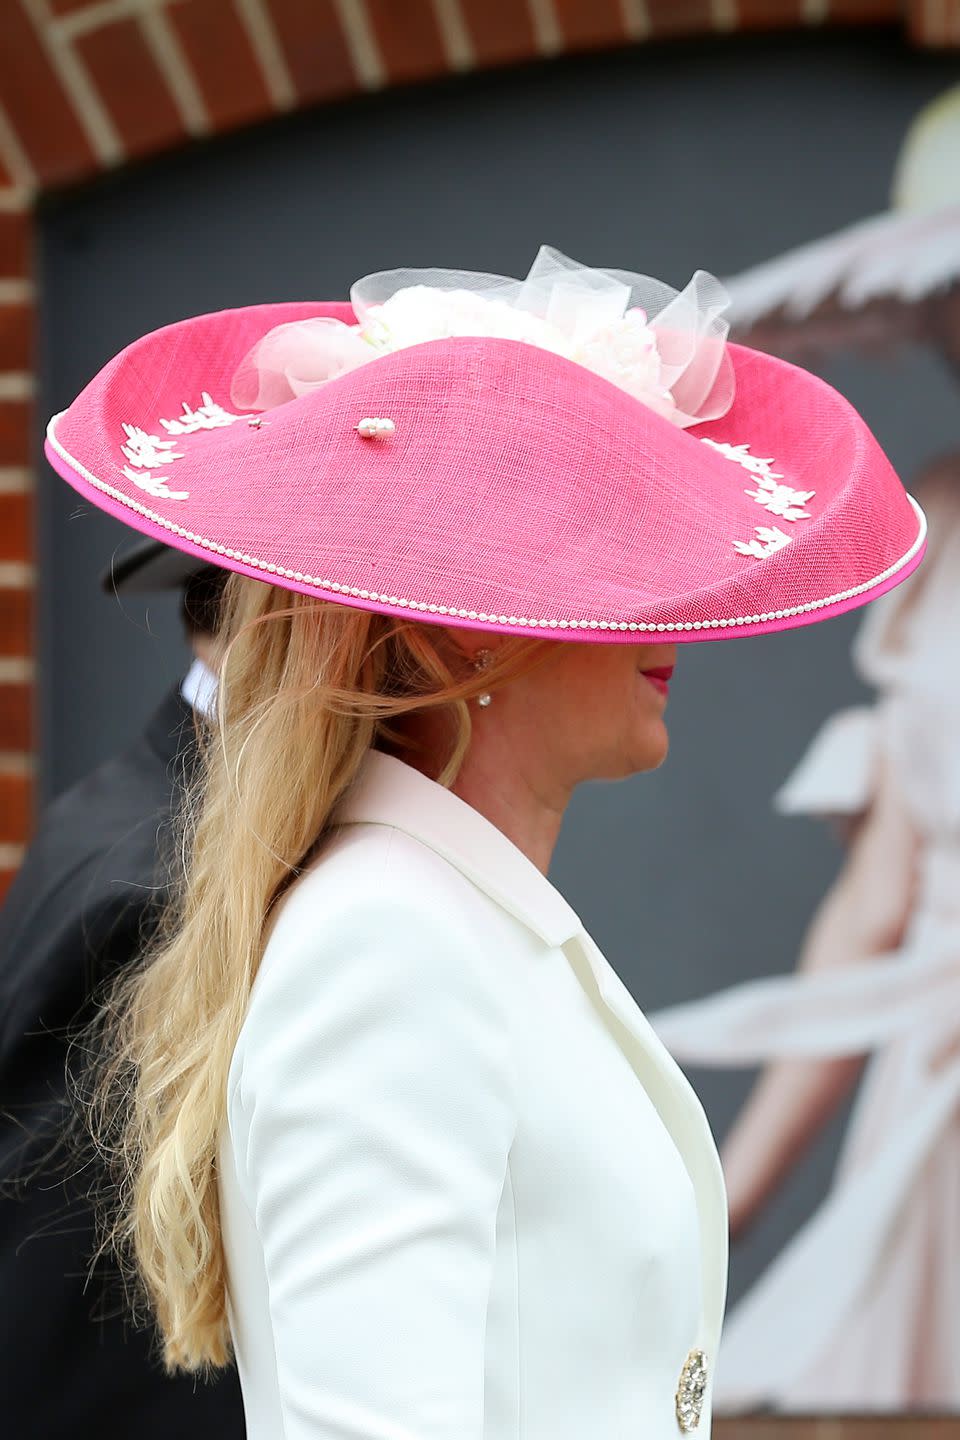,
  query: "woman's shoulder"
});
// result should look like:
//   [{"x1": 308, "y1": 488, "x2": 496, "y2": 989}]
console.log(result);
[
  {"x1": 244, "y1": 822, "x2": 507, "y2": 1025},
  {"x1": 274, "y1": 821, "x2": 489, "y2": 943},
  {"x1": 228, "y1": 822, "x2": 520, "y2": 1103}
]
